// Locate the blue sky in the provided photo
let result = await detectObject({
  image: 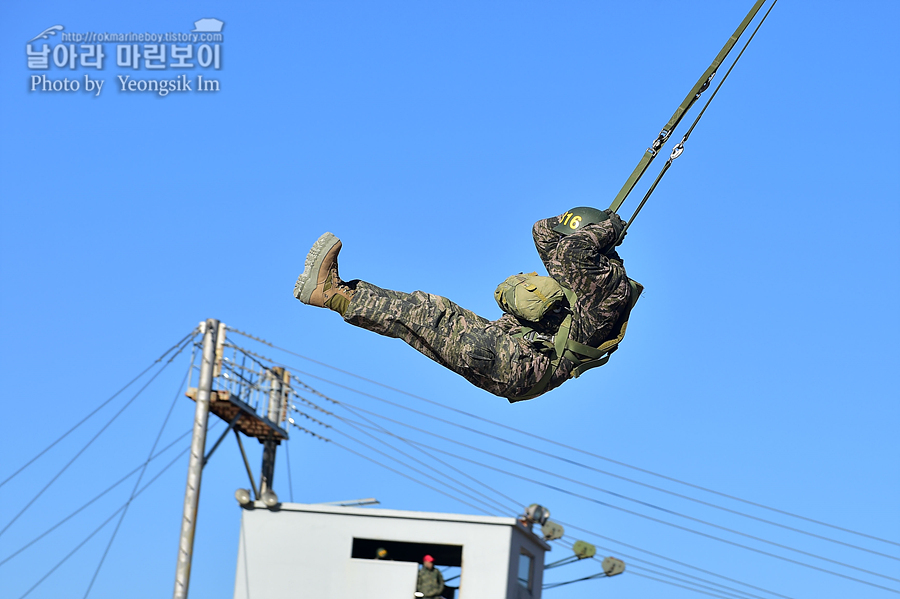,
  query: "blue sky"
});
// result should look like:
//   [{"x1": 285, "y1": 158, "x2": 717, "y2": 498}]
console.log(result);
[{"x1": 1, "y1": 1, "x2": 898, "y2": 598}]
